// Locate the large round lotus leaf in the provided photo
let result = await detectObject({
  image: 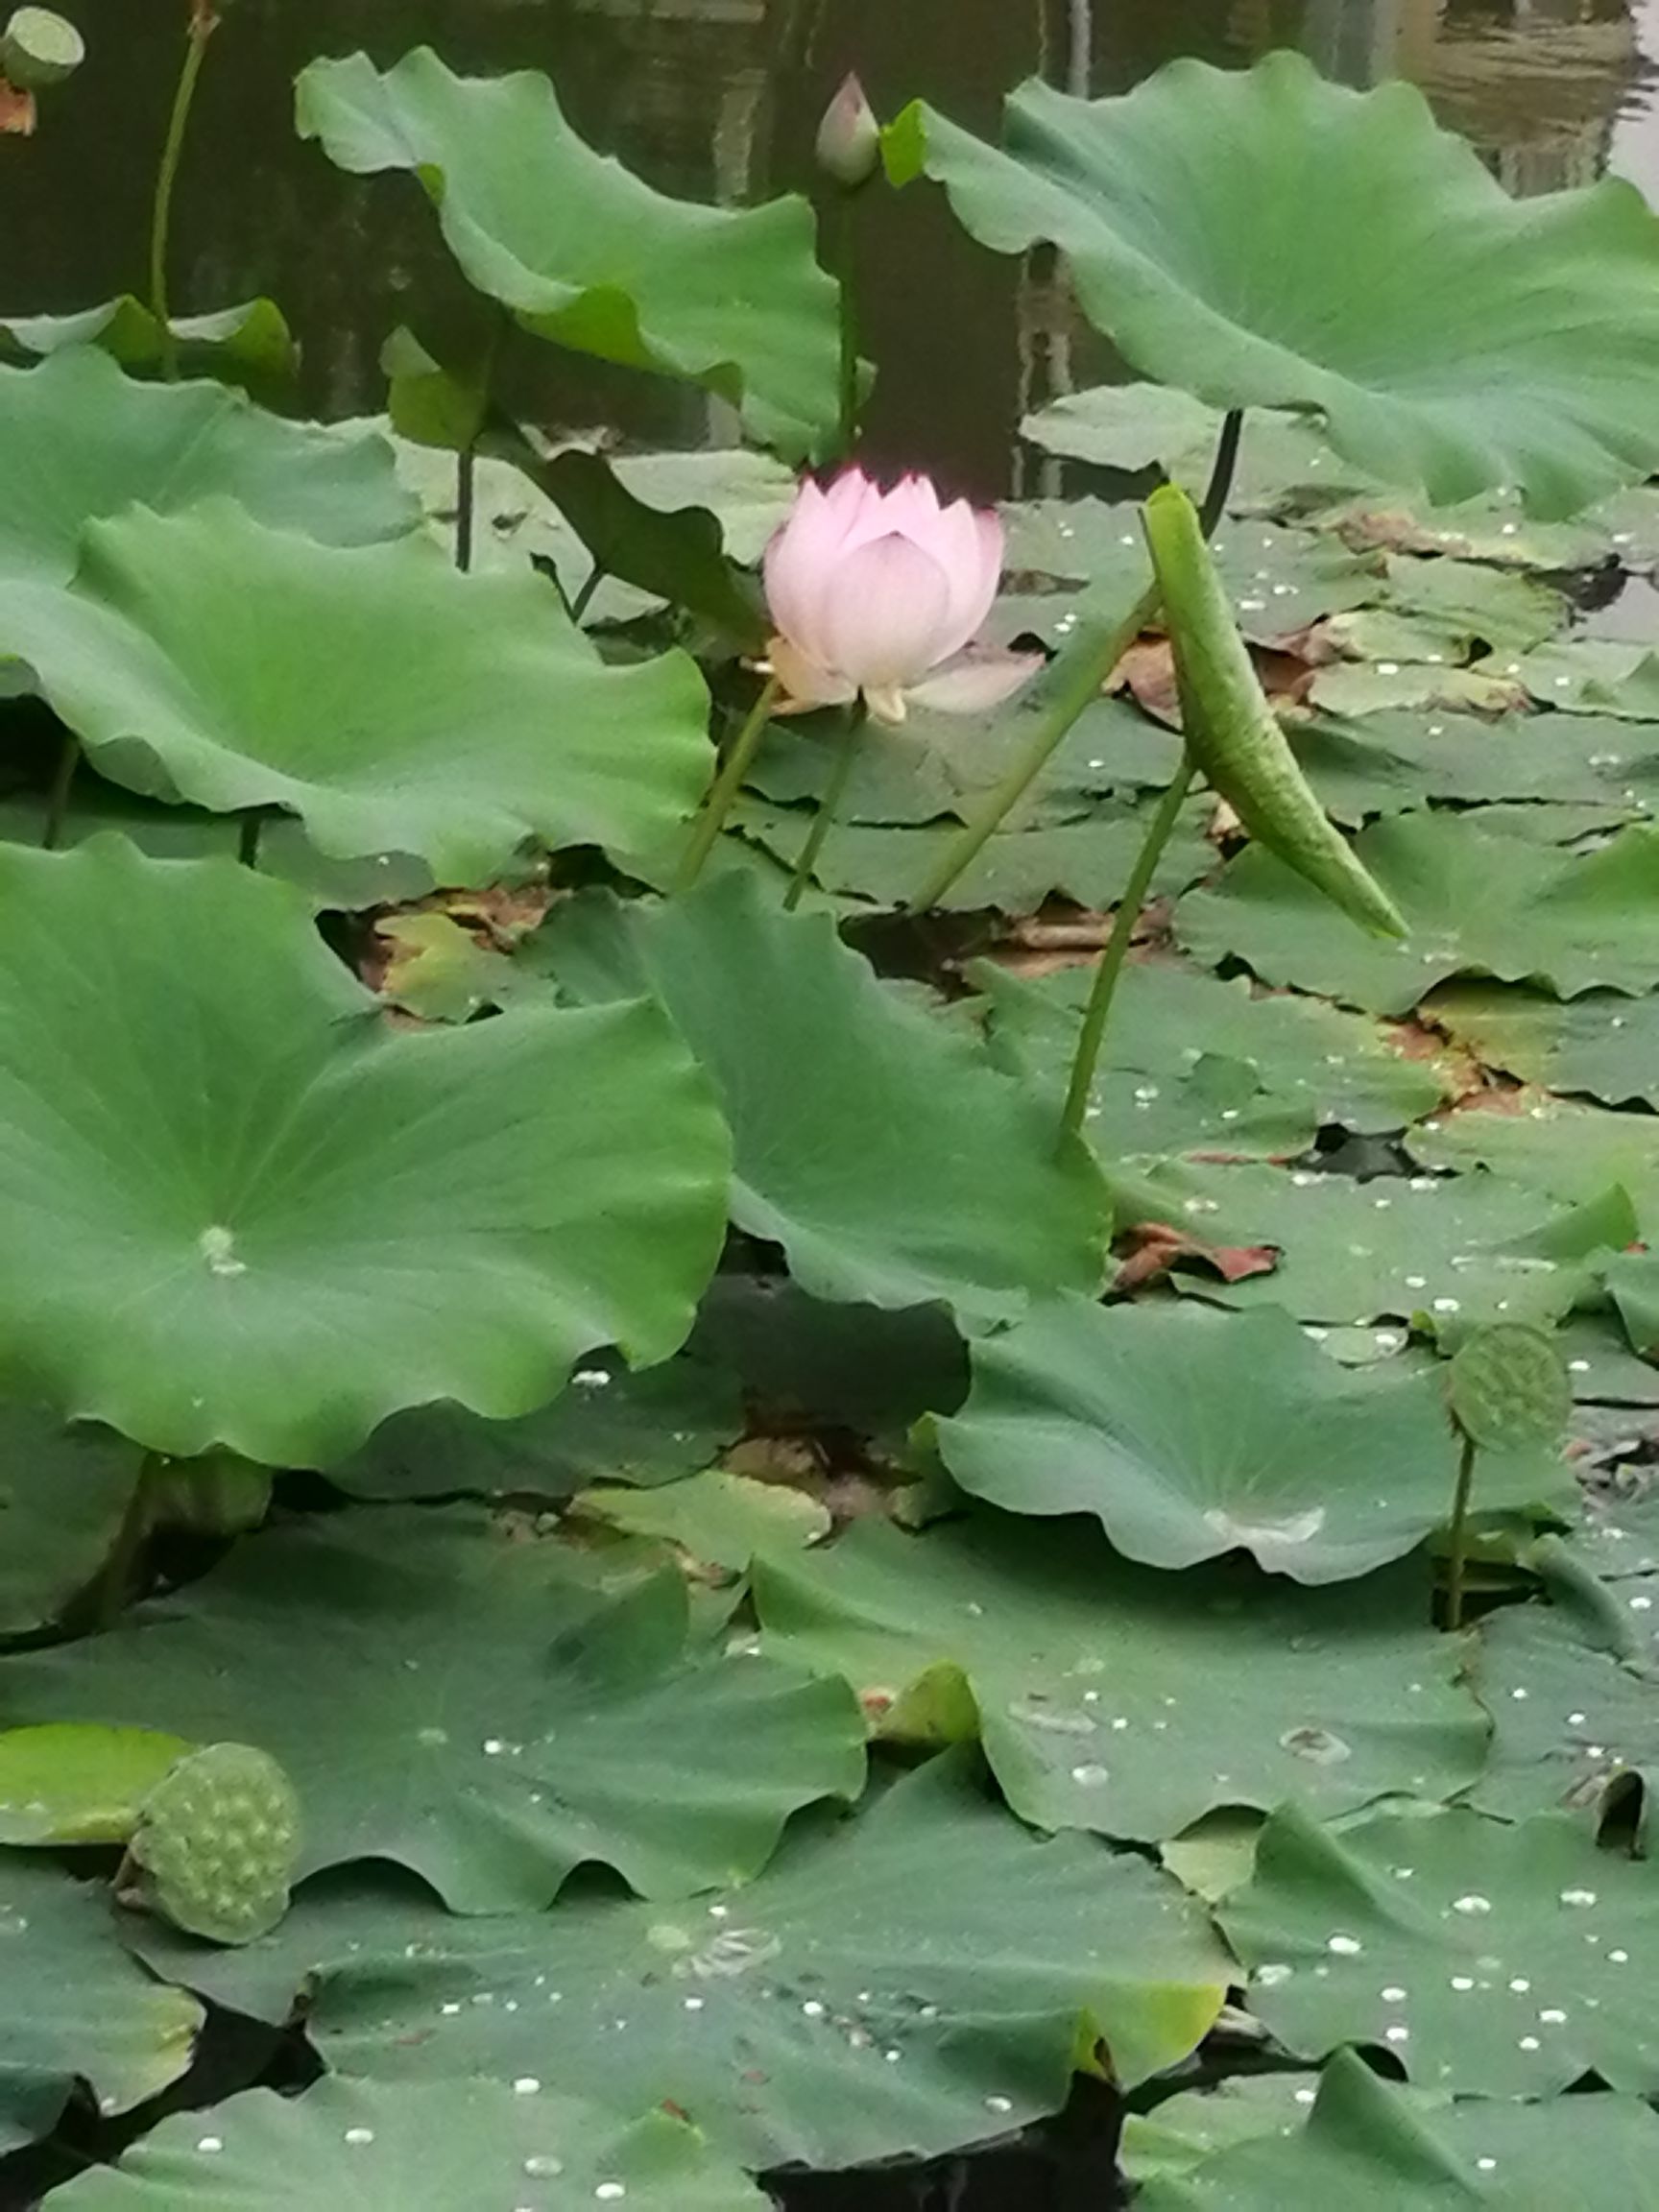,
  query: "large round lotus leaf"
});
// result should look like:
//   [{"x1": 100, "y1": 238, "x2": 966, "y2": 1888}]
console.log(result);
[
  {"x1": 1220, "y1": 1801, "x2": 1659, "y2": 2097},
  {"x1": 0, "y1": 1409, "x2": 143, "y2": 1636},
  {"x1": 0, "y1": 839, "x2": 729, "y2": 1466},
  {"x1": 3, "y1": 501, "x2": 711, "y2": 884},
  {"x1": 132, "y1": 1755, "x2": 1231, "y2": 2168},
  {"x1": 1408, "y1": 1093, "x2": 1659, "y2": 1221},
  {"x1": 0, "y1": 1723, "x2": 191, "y2": 1845},
  {"x1": 0, "y1": 1507, "x2": 863, "y2": 1911},
  {"x1": 0, "y1": 1855, "x2": 201, "y2": 2150},
  {"x1": 1470, "y1": 1603, "x2": 1659, "y2": 1822},
  {"x1": 297, "y1": 49, "x2": 838, "y2": 455},
  {"x1": 936, "y1": 1300, "x2": 1476, "y2": 1580},
  {"x1": 55, "y1": 2078, "x2": 769, "y2": 2211},
  {"x1": 1133, "y1": 2048, "x2": 1659, "y2": 2210},
  {"x1": 753, "y1": 1514, "x2": 1486, "y2": 1841},
  {"x1": 0, "y1": 346, "x2": 414, "y2": 591},
  {"x1": 973, "y1": 959, "x2": 1449, "y2": 1163},
  {"x1": 1426, "y1": 980, "x2": 1659, "y2": 1109},
  {"x1": 528, "y1": 876, "x2": 1110, "y2": 1324},
  {"x1": 887, "y1": 52, "x2": 1659, "y2": 517},
  {"x1": 1177, "y1": 816, "x2": 1659, "y2": 1017}
]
